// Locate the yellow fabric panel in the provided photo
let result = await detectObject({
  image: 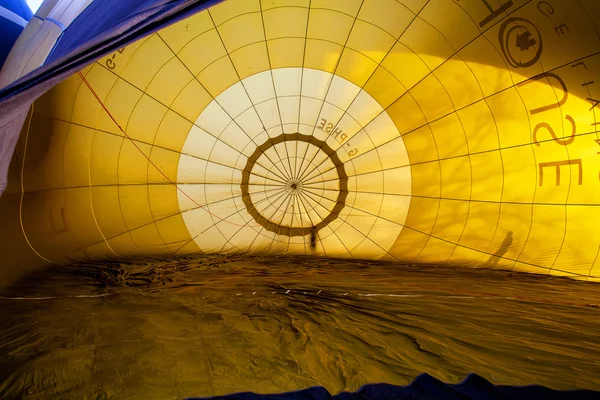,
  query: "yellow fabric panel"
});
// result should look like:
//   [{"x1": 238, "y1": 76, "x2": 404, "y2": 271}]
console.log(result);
[
  {"x1": 116, "y1": 35, "x2": 174, "y2": 91},
  {"x1": 96, "y1": 39, "x2": 144, "y2": 80},
  {"x1": 434, "y1": 56, "x2": 483, "y2": 110},
  {"x1": 146, "y1": 57, "x2": 195, "y2": 106},
  {"x1": 513, "y1": 261, "x2": 546, "y2": 275},
  {"x1": 363, "y1": 67, "x2": 405, "y2": 109},
  {"x1": 62, "y1": 124, "x2": 95, "y2": 188},
  {"x1": 21, "y1": 189, "x2": 78, "y2": 263},
  {"x1": 176, "y1": 237, "x2": 205, "y2": 255},
  {"x1": 170, "y1": 80, "x2": 213, "y2": 123},
  {"x1": 524, "y1": 1, "x2": 600, "y2": 73},
  {"x1": 230, "y1": 42, "x2": 270, "y2": 79},
  {"x1": 71, "y1": 65, "x2": 118, "y2": 134},
  {"x1": 263, "y1": 6, "x2": 308, "y2": 39},
  {"x1": 499, "y1": 146, "x2": 536, "y2": 203},
  {"x1": 455, "y1": 201, "x2": 501, "y2": 254},
  {"x1": 118, "y1": 185, "x2": 156, "y2": 231},
  {"x1": 396, "y1": 0, "x2": 428, "y2": 14},
  {"x1": 453, "y1": 202, "x2": 505, "y2": 262},
  {"x1": 389, "y1": 196, "x2": 439, "y2": 258},
  {"x1": 456, "y1": 0, "x2": 529, "y2": 33},
  {"x1": 303, "y1": 39, "x2": 342, "y2": 72},
  {"x1": 448, "y1": 245, "x2": 487, "y2": 268},
  {"x1": 430, "y1": 199, "x2": 470, "y2": 244},
  {"x1": 106, "y1": 232, "x2": 140, "y2": 257},
  {"x1": 429, "y1": 113, "x2": 468, "y2": 159},
  {"x1": 307, "y1": 9, "x2": 354, "y2": 45},
  {"x1": 399, "y1": 17, "x2": 453, "y2": 72},
  {"x1": 459, "y1": 36, "x2": 513, "y2": 98},
  {"x1": 99, "y1": 78, "x2": 143, "y2": 136},
  {"x1": 64, "y1": 187, "x2": 106, "y2": 245},
  {"x1": 415, "y1": 236, "x2": 457, "y2": 264},
  {"x1": 23, "y1": 117, "x2": 67, "y2": 192},
  {"x1": 517, "y1": 205, "x2": 566, "y2": 269},
  {"x1": 36, "y1": 69, "x2": 86, "y2": 121},
  {"x1": 387, "y1": 94, "x2": 425, "y2": 134},
  {"x1": 83, "y1": 240, "x2": 117, "y2": 260},
  {"x1": 127, "y1": 95, "x2": 168, "y2": 144},
  {"x1": 218, "y1": 13, "x2": 264, "y2": 53},
  {"x1": 358, "y1": 0, "x2": 413, "y2": 39},
  {"x1": 410, "y1": 162, "x2": 440, "y2": 198},
  {"x1": 408, "y1": 74, "x2": 454, "y2": 122},
  {"x1": 311, "y1": 0, "x2": 361, "y2": 17},
  {"x1": 153, "y1": 111, "x2": 194, "y2": 152},
  {"x1": 565, "y1": 137, "x2": 600, "y2": 205},
  {"x1": 457, "y1": 100, "x2": 499, "y2": 154},
  {"x1": 147, "y1": 147, "x2": 179, "y2": 184},
  {"x1": 402, "y1": 126, "x2": 437, "y2": 164},
  {"x1": 209, "y1": 0, "x2": 260, "y2": 26},
  {"x1": 487, "y1": 203, "x2": 532, "y2": 265},
  {"x1": 335, "y1": 48, "x2": 378, "y2": 88},
  {"x1": 469, "y1": 151, "x2": 503, "y2": 202},
  {"x1": 91, "y1": 186, "x2": 129, "y2": 239},
  {"x1": 89, "y1": 133, "x2": 122, "y2": 186},
  {"x1": 347, "y1": 20, "x2": 395, "y2": 64},
  {"x1": 154, "y1": 214, "x2": 198, "y2": 253},
  {"x1": 439, "y1": 156, "x2": 471, "y2": 200},
  {"x1": 158, "y1": 11, "x2": 214, "y2": 54},
  {"x1": 261, "y1": 0, "x2": 309, "y2": 10},
  {"x1": 117, "y1": 141, "x2": 153, "y2": 185},
  {"x1": 551, "y1": 206, "x2": 600, "y2": 276},
  {"x1": 178, "y1": 29, "x2": 227, "y2": 76},
  {"x1": 267, "y1": 38, "x2": 305, "y2": 69},
  {"x1": 381, "y1": 42, "x2": 430, "y2": 91},
  {"x1": 197, "y1": 56, "x2": 239, "y2": 97},
  {"x1": 419, "y1": 0, "x2": 479, "y2": 50},
  {"x1": 148, "y1": 185, "x2": 181, "y2": 221},
  {"x1": 486, "y1": 88, "x2": 530, "y2": 148}
]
